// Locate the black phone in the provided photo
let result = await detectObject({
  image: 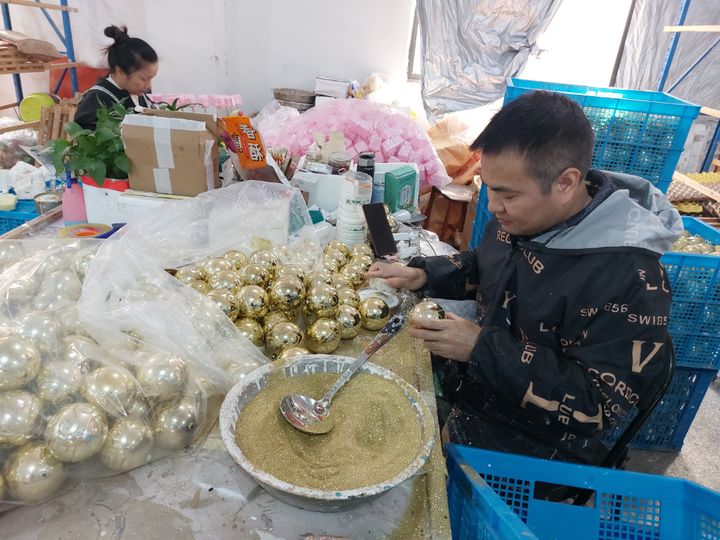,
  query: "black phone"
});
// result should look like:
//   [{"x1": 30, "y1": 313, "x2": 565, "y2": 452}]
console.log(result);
[{"x1": 362, "y1": 203, "x2": 397, "y2": 258}]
